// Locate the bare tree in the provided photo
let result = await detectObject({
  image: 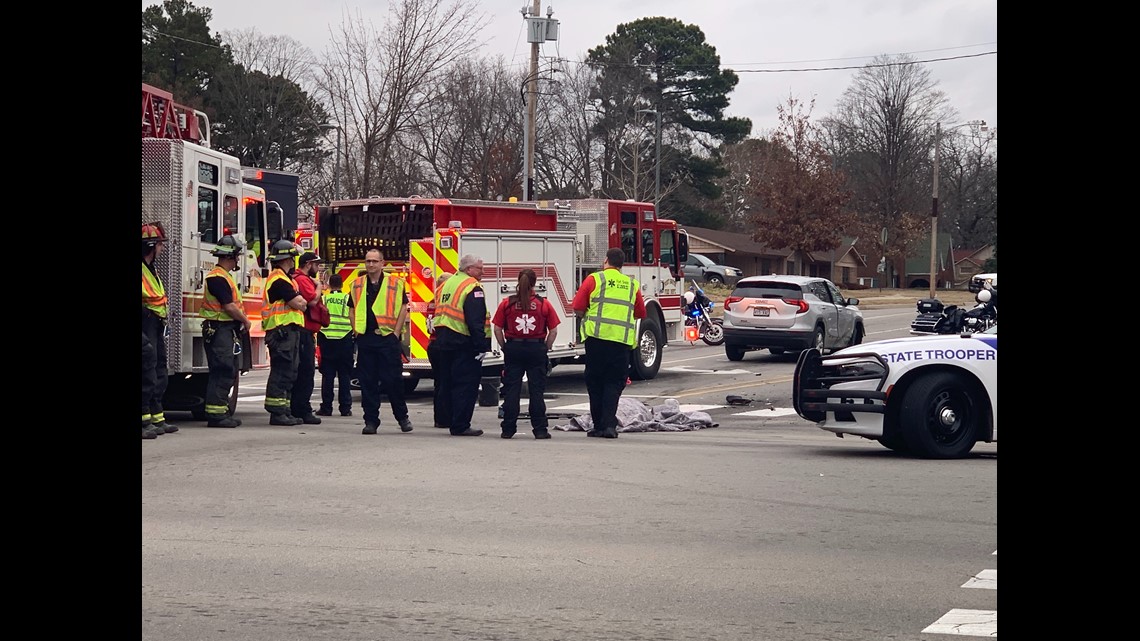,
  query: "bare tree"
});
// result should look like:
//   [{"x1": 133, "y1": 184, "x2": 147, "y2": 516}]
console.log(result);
[
  {"x1": 937, "y1": 127, "x2": 998, "y2": 249},
  {"x1": 404, "y1": 57, "x2": 521, "y2": 199},
  {"x1": 312, "y1": 1, "x2": 489, "y2": 199},
  {"x1": 821, "y1": 54, "x2": 954, "y2": 278}
]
